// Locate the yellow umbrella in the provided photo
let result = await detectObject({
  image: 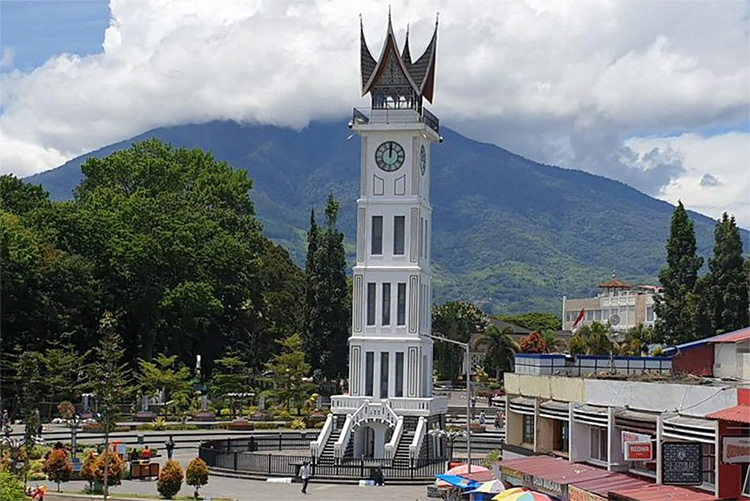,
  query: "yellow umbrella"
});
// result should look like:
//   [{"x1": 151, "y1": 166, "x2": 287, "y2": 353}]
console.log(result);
[{"x1": 492, "y1": 487, "x2": 526, "y2": 500}]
